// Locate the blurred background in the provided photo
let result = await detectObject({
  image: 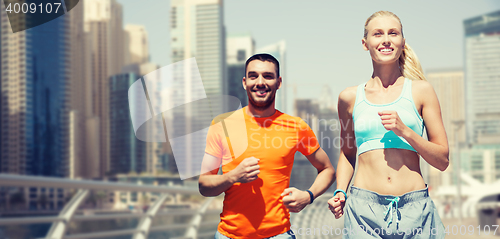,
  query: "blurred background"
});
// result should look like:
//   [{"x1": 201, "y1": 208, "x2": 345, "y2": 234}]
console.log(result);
[{"x1": 0, "y1": 0, "x2": 500, "y2": 238}]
